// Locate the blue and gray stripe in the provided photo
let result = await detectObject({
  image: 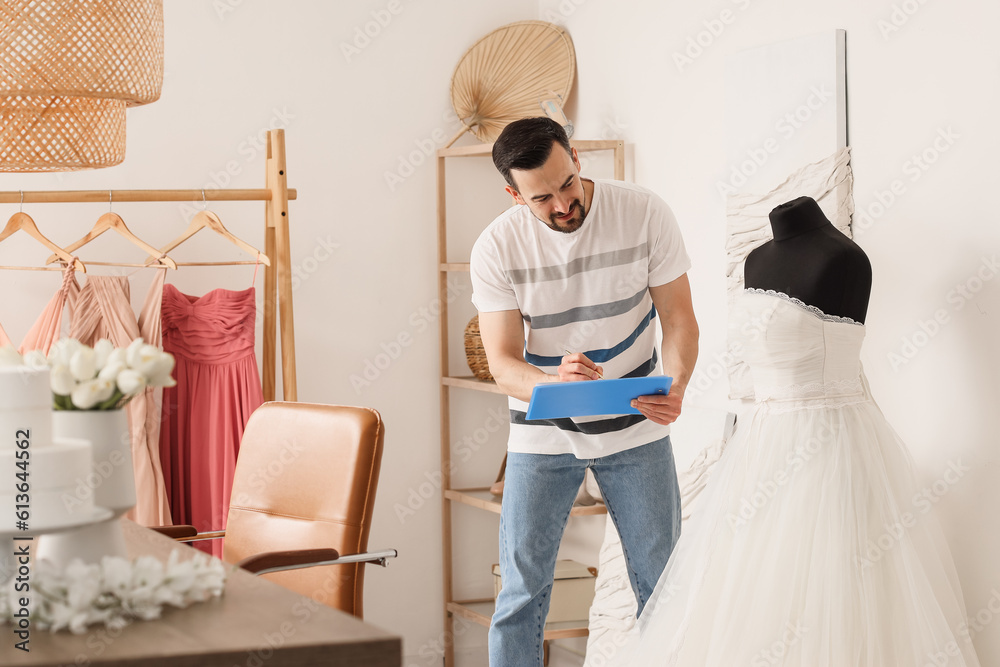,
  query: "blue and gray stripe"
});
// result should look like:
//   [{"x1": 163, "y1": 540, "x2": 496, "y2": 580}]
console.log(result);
[
  {"x1": 524, "y1": 306, "x2": 657, "y2": 367},
  {"x1": 524, "y1": 288, "x2": 647, "y2": 330}
]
